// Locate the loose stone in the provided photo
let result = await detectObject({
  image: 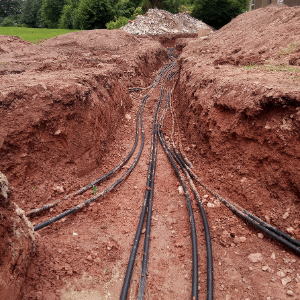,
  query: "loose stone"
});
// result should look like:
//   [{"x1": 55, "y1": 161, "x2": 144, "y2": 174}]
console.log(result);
[
  {"x1": 248, "y1": 253, "x2": 263, "y2": 263},
  {"x1": 281, "y1": 277, "x2": 292, "y2": 286}
]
